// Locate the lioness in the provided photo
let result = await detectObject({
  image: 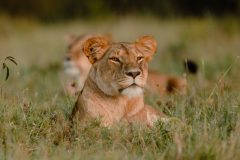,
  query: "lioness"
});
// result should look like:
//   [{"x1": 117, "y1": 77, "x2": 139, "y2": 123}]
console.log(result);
[
  {"x1": 64, "y1": 34, "x2": 187, "y2": 96},
  {"x1": 71, "y1": 35, "x2": 166, "y2": 126}
]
